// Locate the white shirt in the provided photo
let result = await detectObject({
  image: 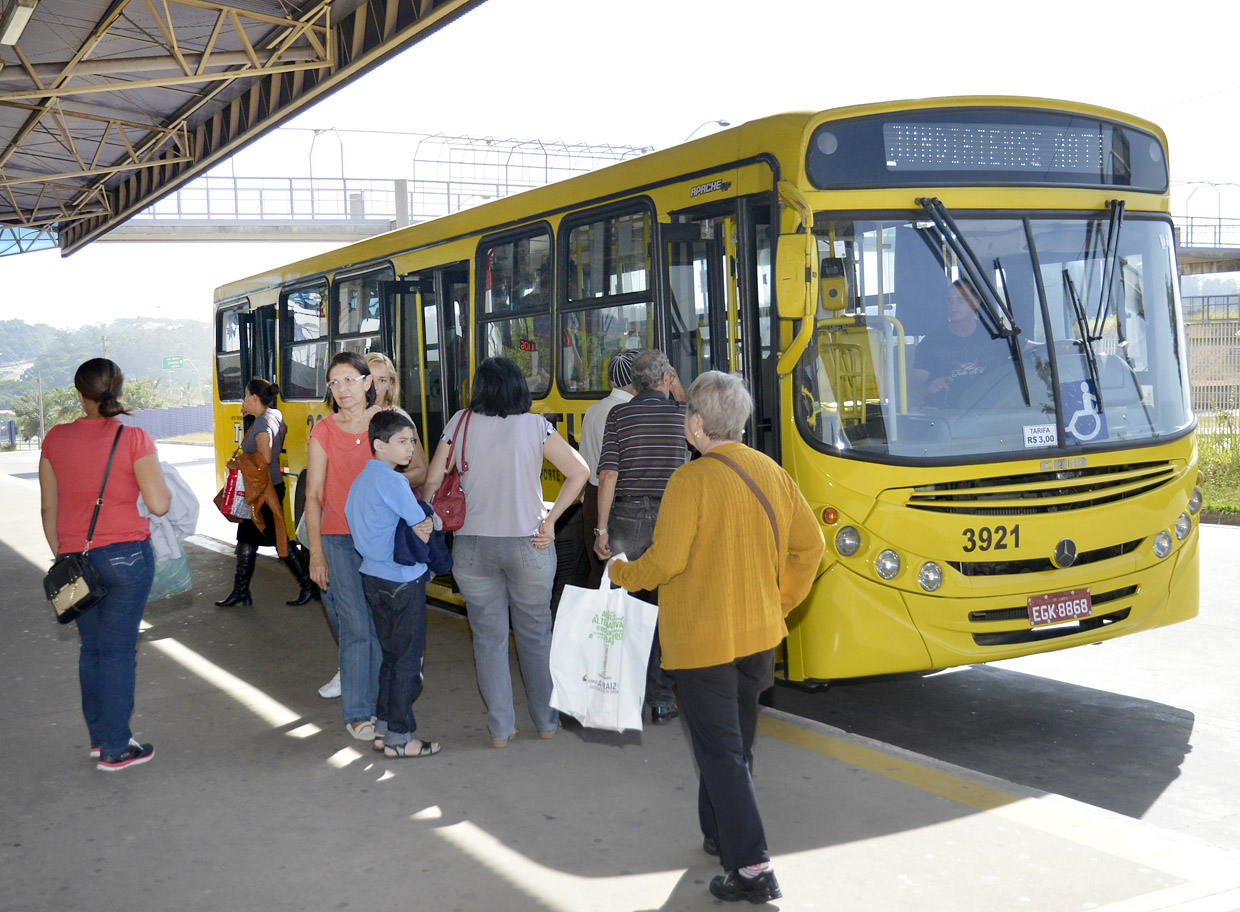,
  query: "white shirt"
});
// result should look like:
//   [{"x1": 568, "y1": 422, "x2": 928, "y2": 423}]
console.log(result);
[{"x1": 580, "y1": 388, "x2": 634, "y2": 485}]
